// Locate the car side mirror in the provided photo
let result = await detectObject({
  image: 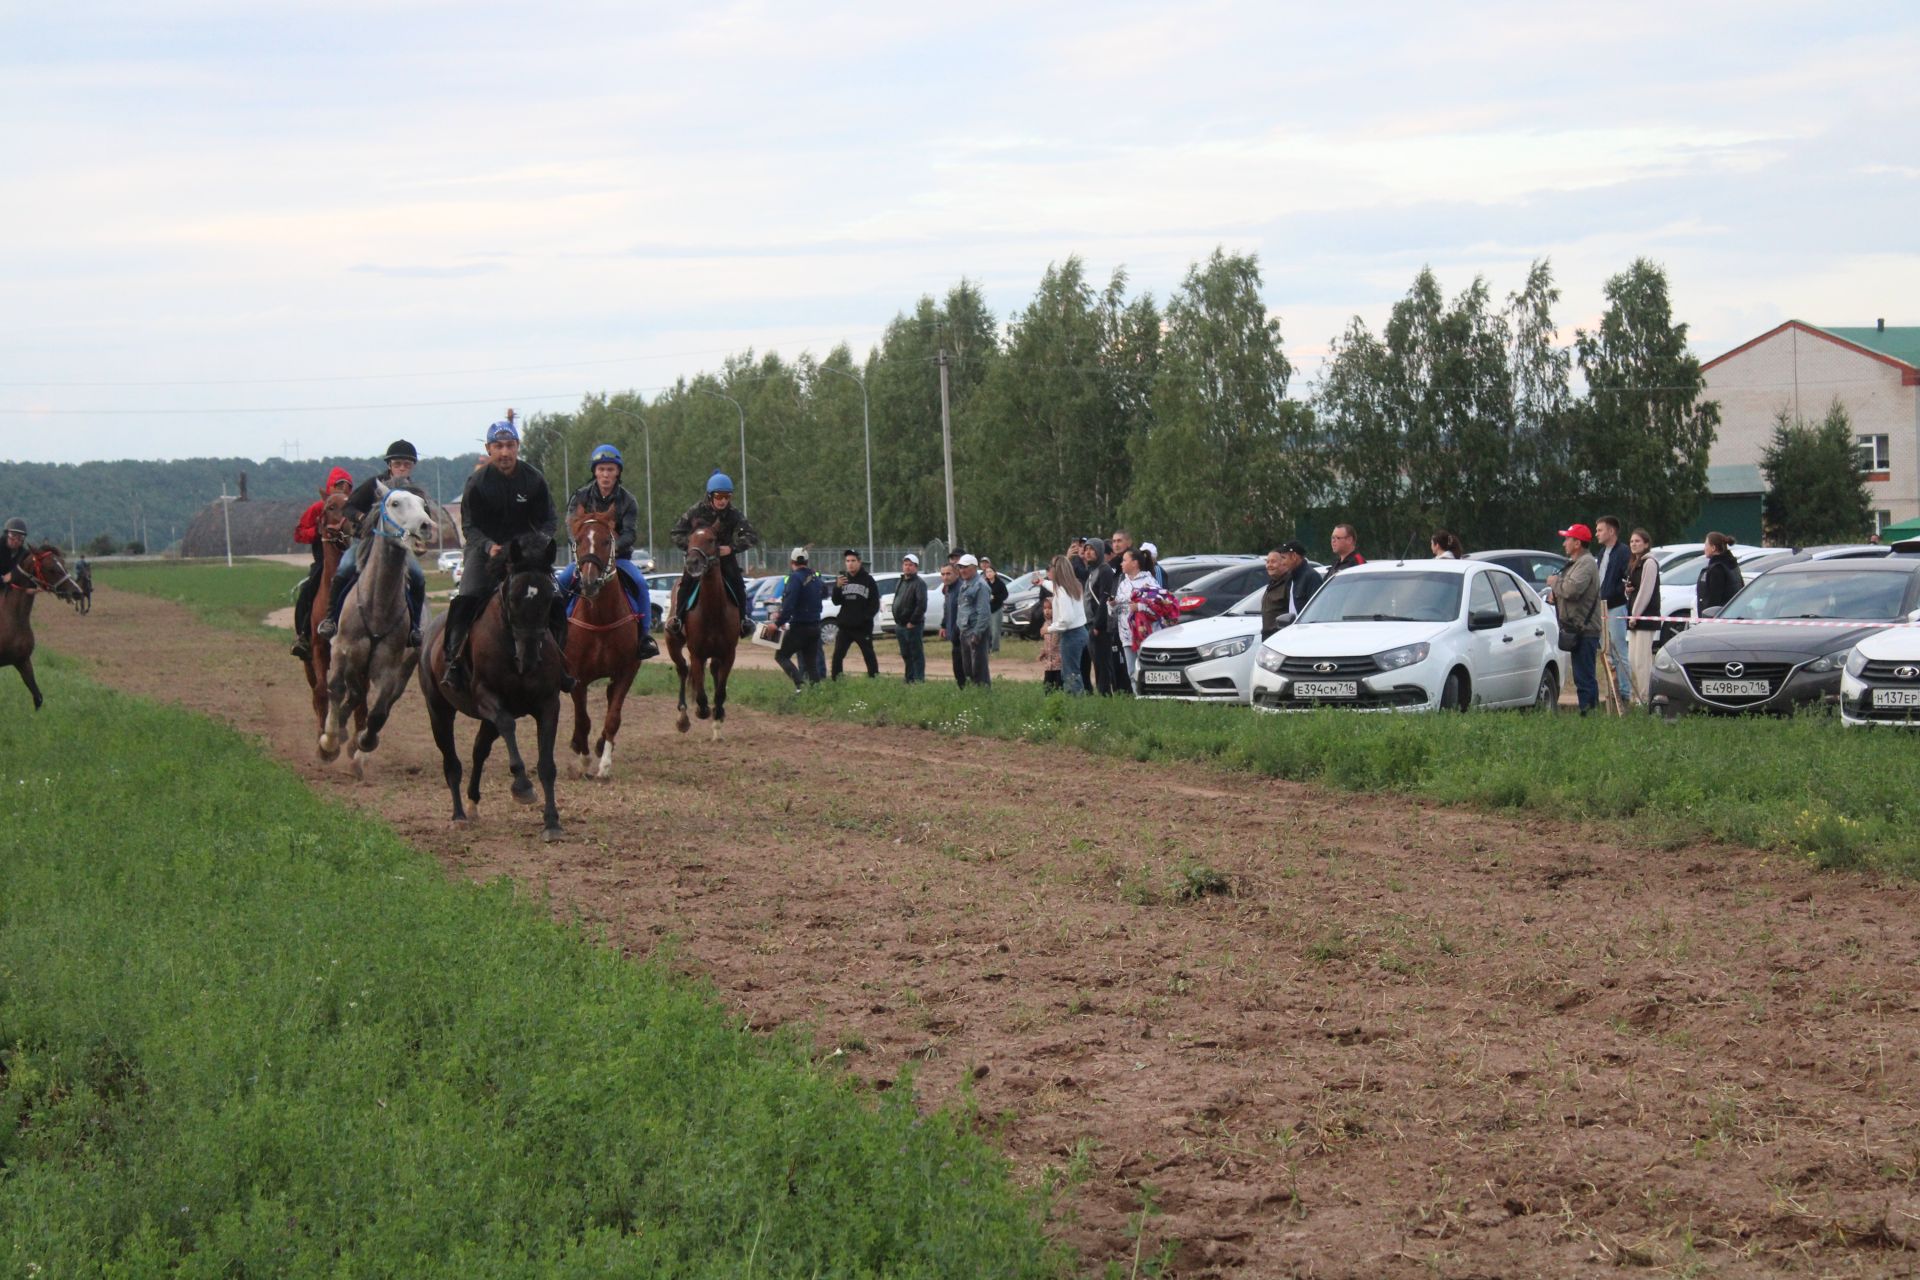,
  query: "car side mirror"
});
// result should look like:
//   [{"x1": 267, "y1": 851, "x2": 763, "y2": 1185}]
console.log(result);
[
  {"x1": 1700, "y1": 605, "x2": 1724, "y2": 619},
  {"x1": 1468, "y1": 607, "x2": 1504, "y2": 631},
  {"x1": 1272, "y1": 612, "x2": 1296, "y2": 629}
]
